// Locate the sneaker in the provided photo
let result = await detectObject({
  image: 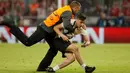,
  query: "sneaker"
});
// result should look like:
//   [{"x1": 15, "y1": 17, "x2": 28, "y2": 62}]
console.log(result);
[
  {"x1": 4, "y1": 15, "x2": 14, "y2": 25},
  {"x1": 85, "y1": 66, "x2": 95, "y2": 73},
  {"x1": 37, "y1": 67, "x2": 51, "y2": 72},
  {"x1": 37, "y1": 69, "x2": 47, "y2": 72},
  {"x1": 0, "y1": 15, "x2": 14, "y2": 26},
  {"x1": 46, "y1": 67, "x2": 55, "y2": 73}
]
